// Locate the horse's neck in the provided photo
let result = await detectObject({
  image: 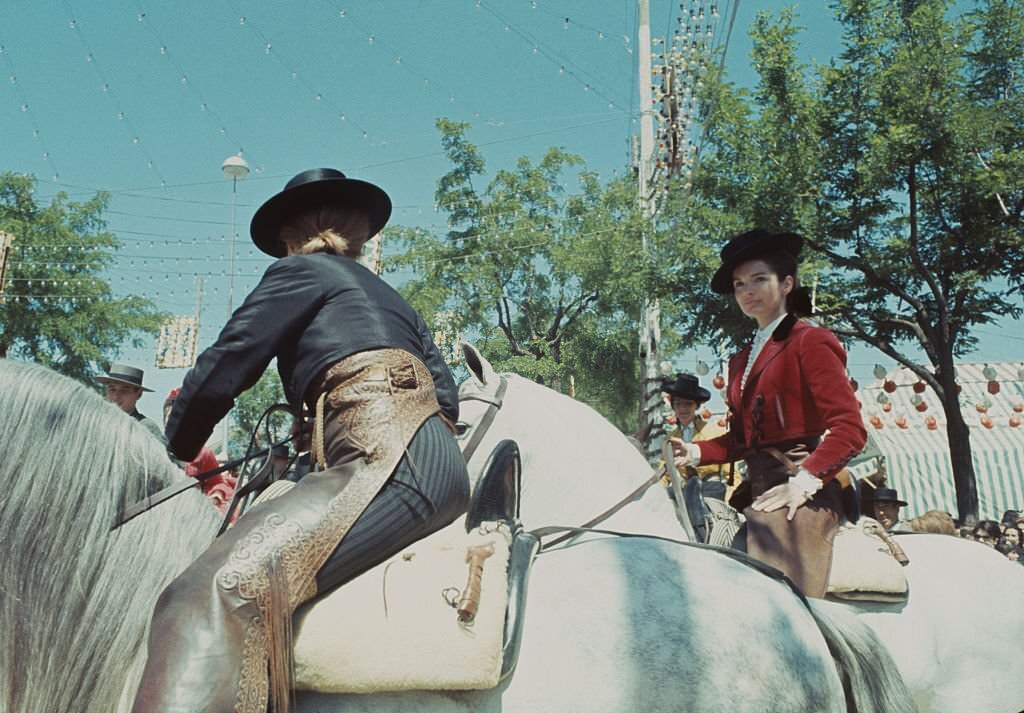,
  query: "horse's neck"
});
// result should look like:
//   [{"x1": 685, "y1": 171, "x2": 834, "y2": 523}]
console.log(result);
[{"x1": 503, "y1": 379, "x2": 682, "y2": 539}]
